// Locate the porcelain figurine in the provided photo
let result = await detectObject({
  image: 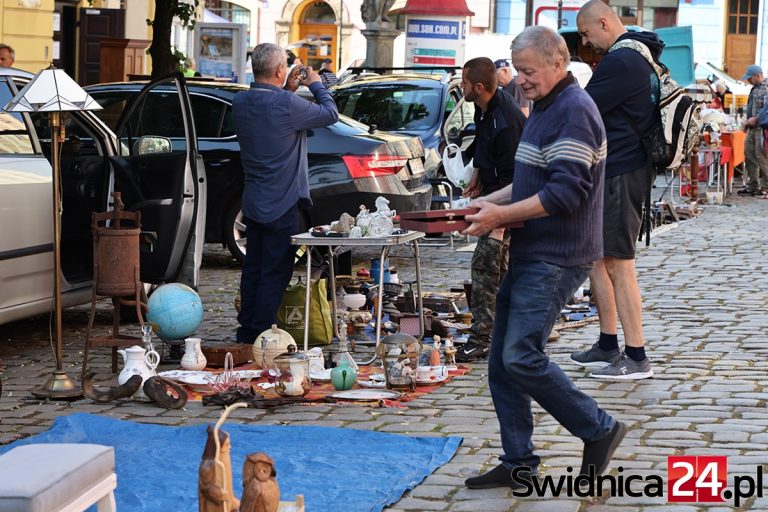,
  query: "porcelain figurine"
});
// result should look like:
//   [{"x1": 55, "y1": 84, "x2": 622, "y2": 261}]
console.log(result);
[
  {"x1": 182, "y1": 337, "x2": 207, "y2": 371},
  {"x1": 330, "y1": 212, "x2": 356, "y2": 233},
  {"x1": 240, "y1": 452, "x2": 280, "y2": 512},
  {"x1": 444, "y1": 338, "x2": 457, "y2": 369},
  {"x1": 367, "y1": 196, "x2": 395, "y2": 237},
  {"x1": 118, "y1": 345, "x2": 160, "y2": 401},
  {"x1": 349, "y1": 226, "x2": 363, "y2": 238},
  {"x1": 430, "y1": 336, "x2": 442, "y2": 367},
  {"x1": 355, "y1": 204, "x2": 371, "y2": 233}
]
